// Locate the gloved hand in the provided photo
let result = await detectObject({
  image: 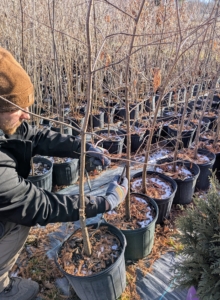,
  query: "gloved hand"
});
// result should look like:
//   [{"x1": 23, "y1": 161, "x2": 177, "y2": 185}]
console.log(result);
[
  {"x1": 105, "y1": 175, "x2": 128, "y2": 210},
  {"x1": 85, "y1": 144, "x2": 111, "y2": 172}
]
